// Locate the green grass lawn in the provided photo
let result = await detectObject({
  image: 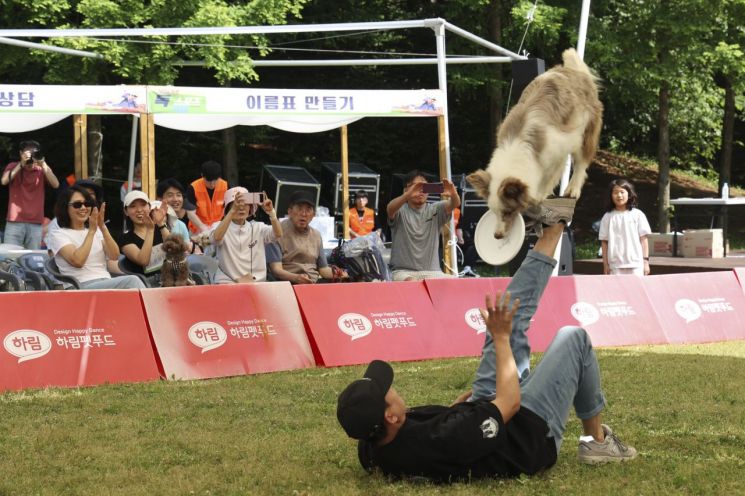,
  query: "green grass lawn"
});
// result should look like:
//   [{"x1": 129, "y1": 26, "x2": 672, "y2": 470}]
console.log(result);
[{"x1": 2, "y1": 341, "x2": 745, "y2": 495}]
